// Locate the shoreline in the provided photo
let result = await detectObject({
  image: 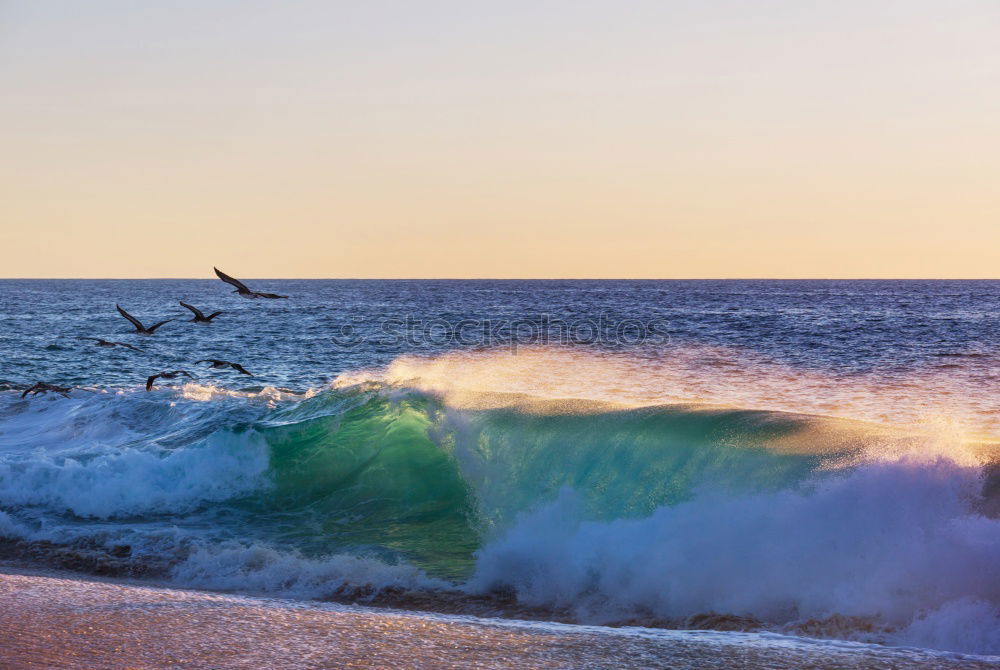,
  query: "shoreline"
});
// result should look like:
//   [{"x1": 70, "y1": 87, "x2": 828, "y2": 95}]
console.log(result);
[
  {"x1": 0, "y1": 545, "x2": 902, "y2": 638},
  {"x1": 0, "y1": 545, "x2": 745, "y2": 631},
  {"x1": 2, "y1": 567, "x2": 997, "y2": 670}
]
